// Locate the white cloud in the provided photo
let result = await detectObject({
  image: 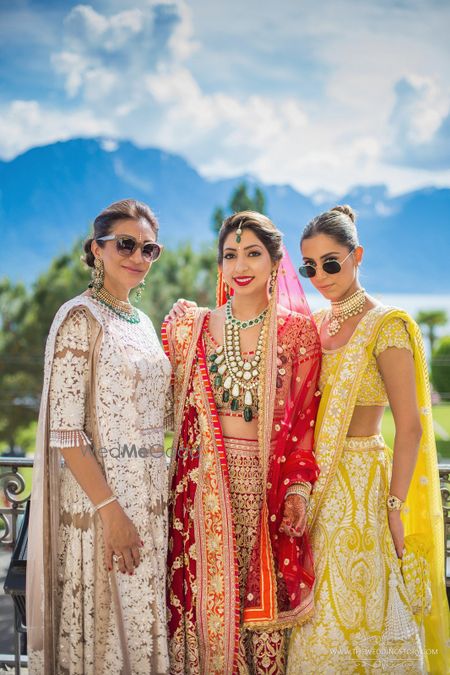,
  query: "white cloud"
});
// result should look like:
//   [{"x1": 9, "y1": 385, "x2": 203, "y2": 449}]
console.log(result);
[
  {"x1": 0, "y1": 0, "x2": 449, "y2": 194},
  {"x1": 385, "y1": 76, "x2": 450, "y2": 170},
  {"x1": 0, "y1": 100, "x2": 114, "y2": 160}
]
